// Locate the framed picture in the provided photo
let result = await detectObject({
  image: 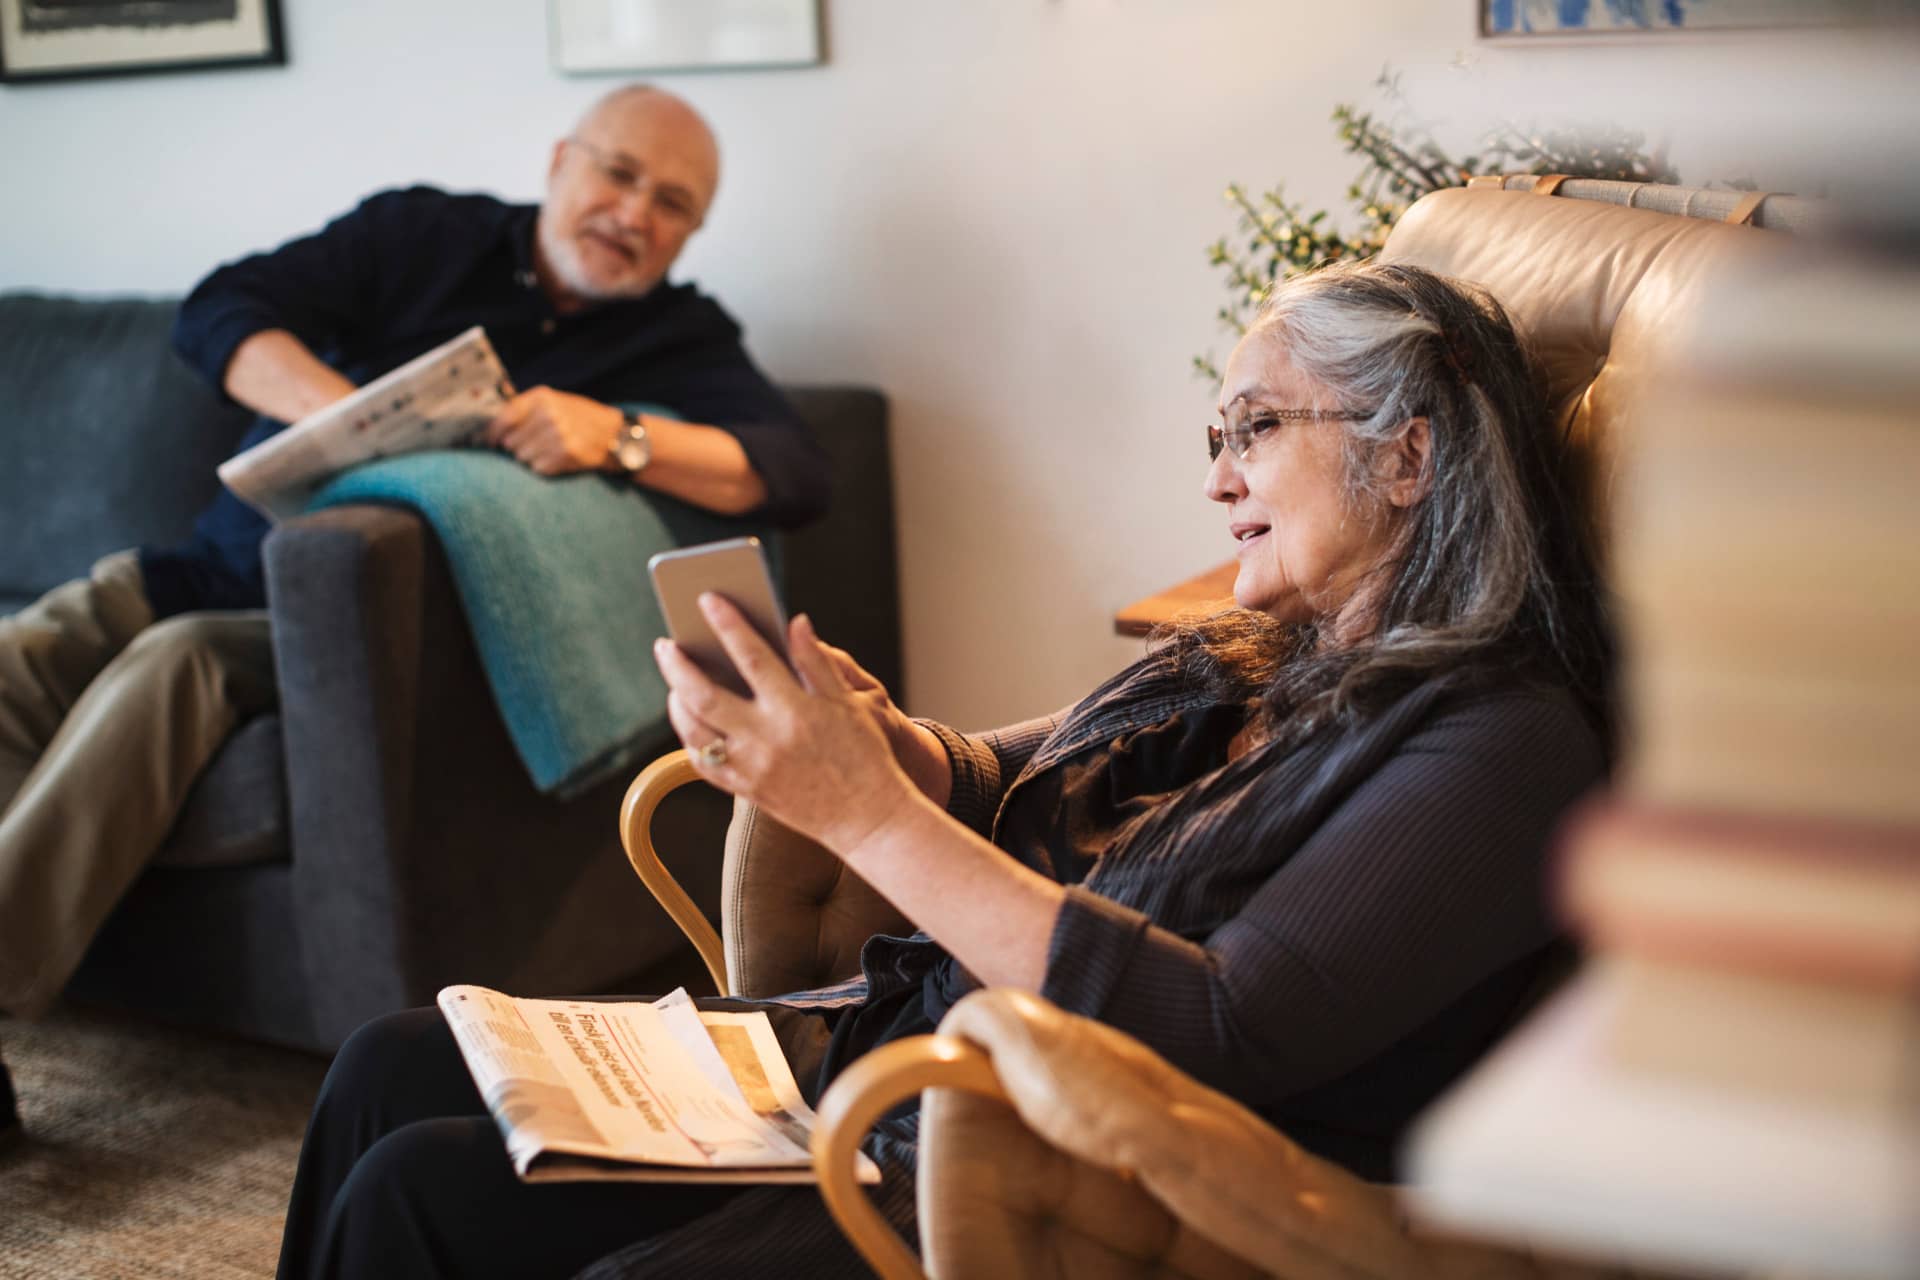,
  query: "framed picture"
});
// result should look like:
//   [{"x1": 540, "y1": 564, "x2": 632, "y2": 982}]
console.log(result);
[
  {"x1": 550, "y1": 0, "x2": 821, "y2": 75},
  {"x1": 1482, "y1": 0, "x2": 1882, "y2": 39},
  {"x1": 0, "y1": 0, "x2": 284, "y2": 84}
]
